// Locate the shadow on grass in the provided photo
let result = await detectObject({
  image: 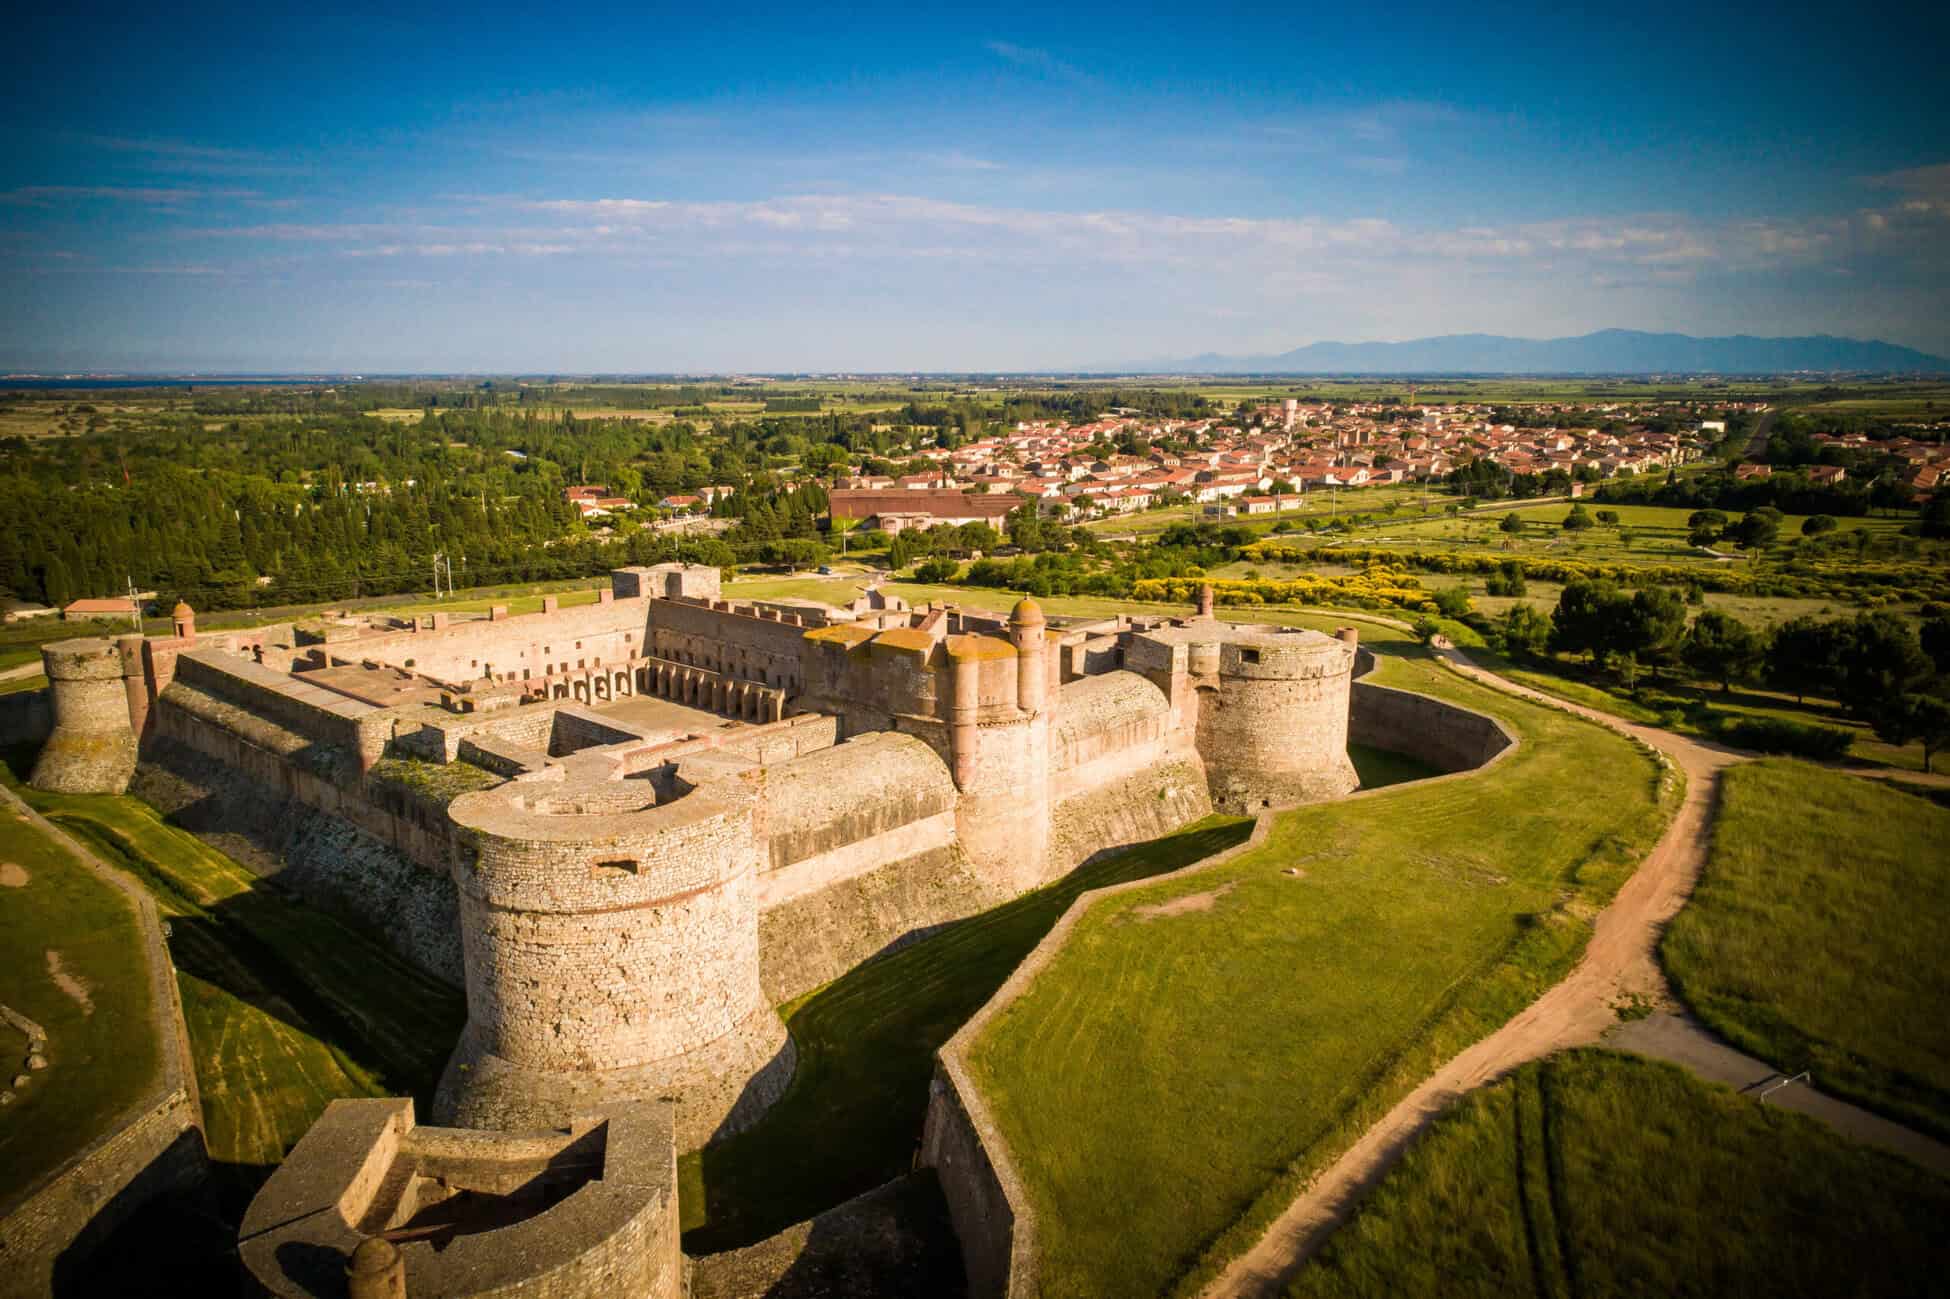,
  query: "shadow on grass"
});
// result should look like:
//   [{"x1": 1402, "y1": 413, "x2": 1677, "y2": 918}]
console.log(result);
[
  {"x1": 682, "y1": 815, "x2": 1255, "y2": 1255},
  {"x1": 46, "y1": 812, "x2": 462, "y2": 1114}
]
